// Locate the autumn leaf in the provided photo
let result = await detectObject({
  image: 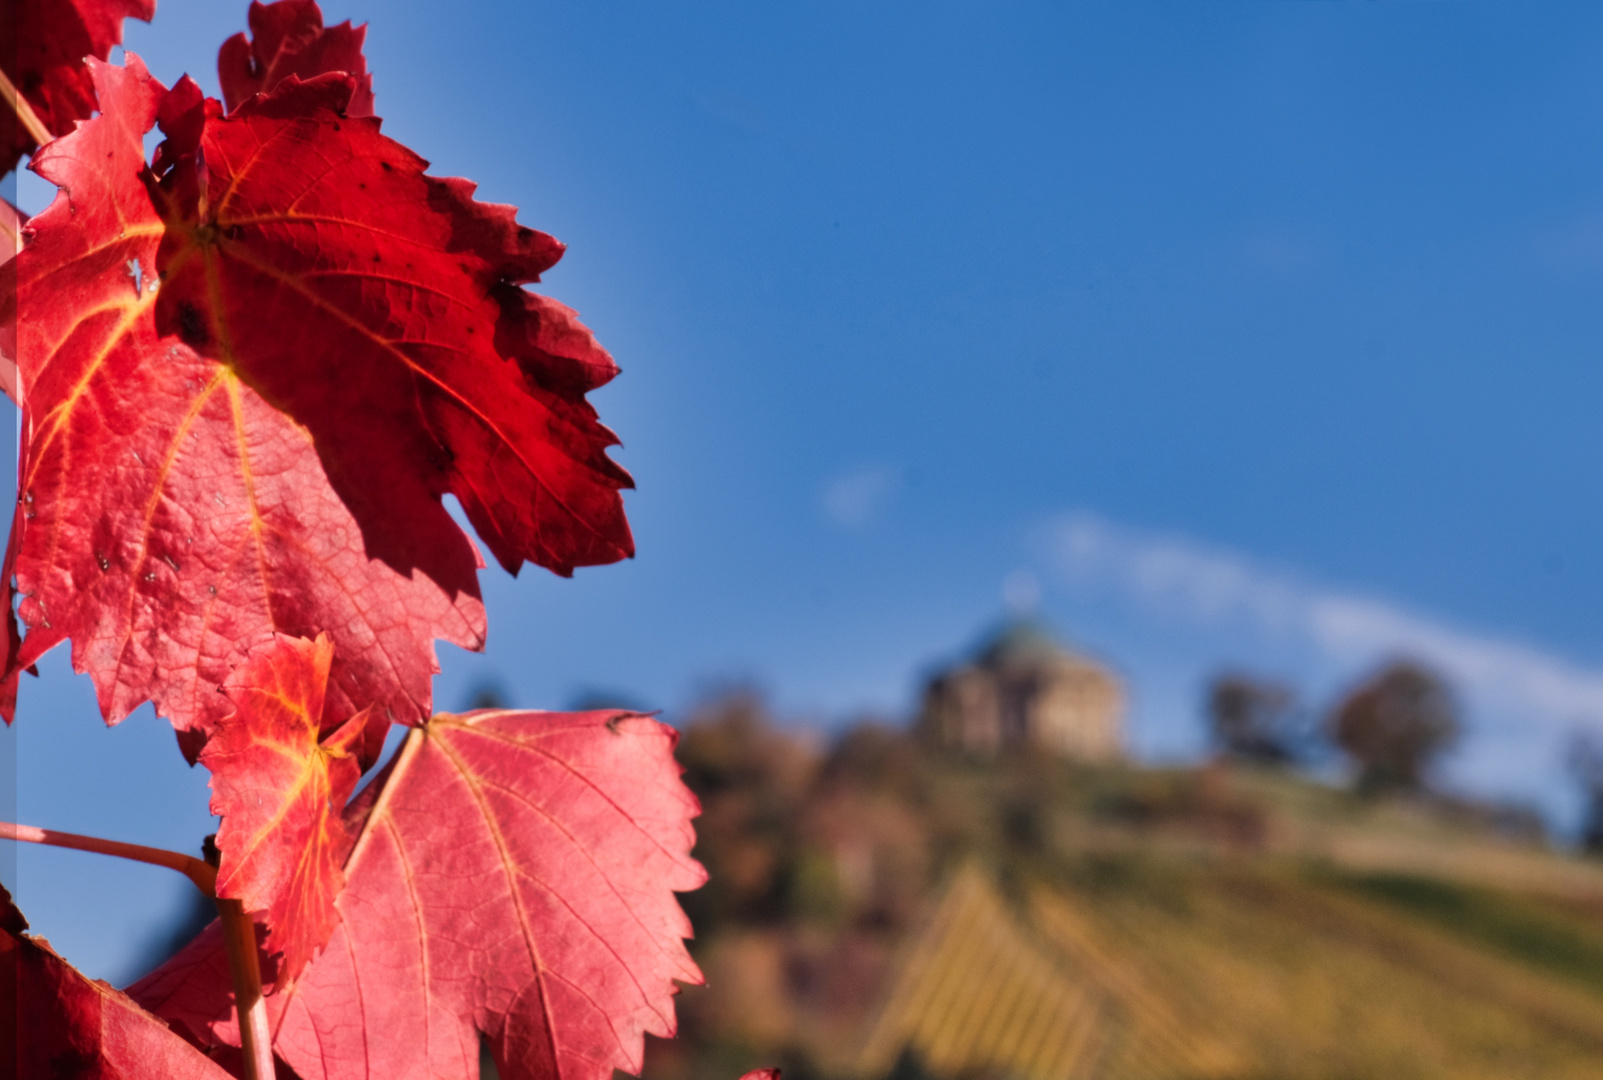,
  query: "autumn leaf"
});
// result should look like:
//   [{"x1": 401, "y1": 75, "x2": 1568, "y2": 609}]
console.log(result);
[
  {"x1": 151, "y1": 63, "x2": 635, "y2": 580},
  {"x1": 0, "y1": 55, "x2": 486, "y2": 761},
  {"x1": 0, "y1": 884, "x2": 235, "y2": 1080},
  {"x1": 219, "y1": 0, "x2": 374, "y2": 117},
  {"x1": 0, "y1": 197, "x2": 23, "y2": 451},
  {"x1": 132, "y1": 709, "x2": 706, "y2": 1080},
  {"x1": 203, "y1": 633, "x2": 368, "y2": 987},
  {"x1": 0, "y1": 0, "x2": 155, "y2": 175}
]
